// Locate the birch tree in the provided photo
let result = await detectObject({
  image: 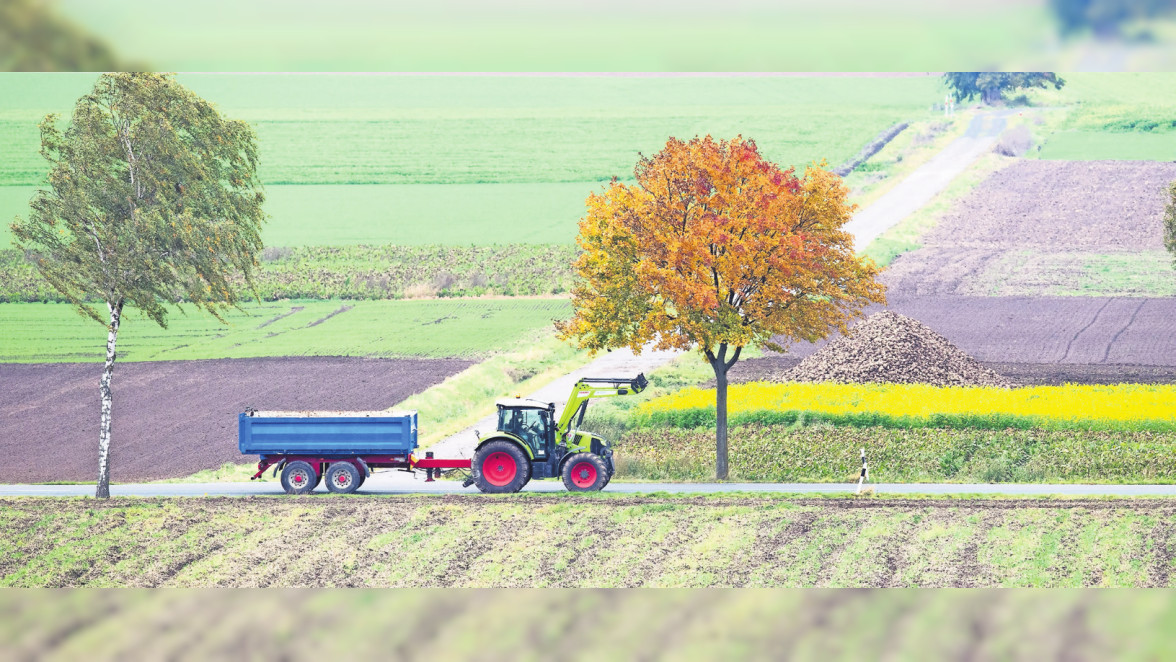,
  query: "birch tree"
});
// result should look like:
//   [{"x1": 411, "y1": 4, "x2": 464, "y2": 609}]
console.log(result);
[
  {"x1": 1165, "y1": 182, "x2": 1176, "y2": 268},
  {"x1": 557, "y1": 135, "x2": 885, "y2": 479},
  {"x1": 10, "y1": 73, "x2": 265, "y2": 498}
]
